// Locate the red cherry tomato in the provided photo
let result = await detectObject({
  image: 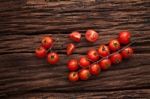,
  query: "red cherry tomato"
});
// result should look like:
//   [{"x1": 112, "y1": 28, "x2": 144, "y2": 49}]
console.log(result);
[
  {"x1": 79, "y1": 69, "x2": 91, "y2": 80},
  {"x1": 67, "y1": 43, "x2": 75, "y2": 56},
  {"x1": 68, "y1": 72, "x2": 79, "y2": 82},
  {"x1": 118, "y1": 31, "x2": 131, "y2": 45},
  {"x1": 87, "y1": 49, "x2": 99, "y2": 62},
  {"x1": 89, "y1": 64, "x2": 101, "y2": 76},
  {"x1": 85, "y1": 29, "x2": 99, "y2": 42},
  {"x1": 69, "y1": 31, "x2": 81, "y2": 42},
  {"x1": 41, "y1": 36, "x2": 53, "y2": 49},
  {"x1": 67, "y1": 59, "x2": 79, "y2": 71},
  {"x1": 110, "y1": 53, "x2": 122, "y2": 64},
  {"x1": 99, "y1": 58, "x2": 111, "y2": 70},
  {"x1": 79, "y1": 57, "x2": 90, "y2": 68},
  {"x1": 35, "y1": 46, "x2": 47, "y2": 58},
  {"x1": 98, "y1": 45, "x2": 110, "y2": 57},
  {"x1": 109, "y1": 39, "x2": 120, "y2": 51},
  {"x1": 47, "y1": 52, "x2": 59, "y2": 64},
  {"x1": 121, "y1": 47, "x2": 133, "y2": 58}
]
